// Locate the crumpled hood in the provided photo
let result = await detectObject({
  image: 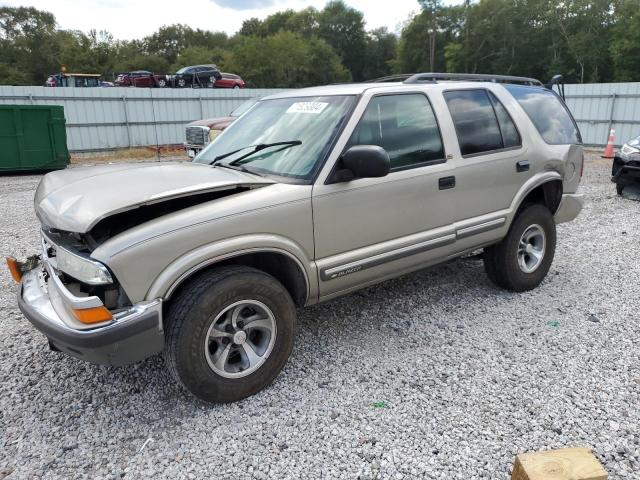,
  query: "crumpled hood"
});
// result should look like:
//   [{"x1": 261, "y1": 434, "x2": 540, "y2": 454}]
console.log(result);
[{"x1": 35, "y1": 162, "x2": 273, "y2": 233}]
